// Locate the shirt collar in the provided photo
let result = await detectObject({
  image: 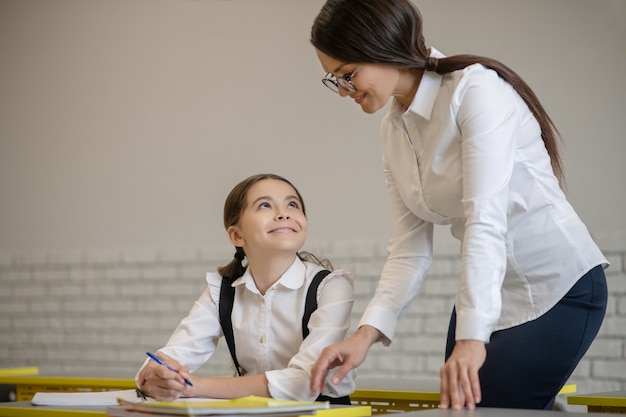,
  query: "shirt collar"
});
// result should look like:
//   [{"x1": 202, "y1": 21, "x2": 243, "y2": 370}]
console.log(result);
[
  {"x1": 233, "y1": 256, "x2": 306, "y2": 292},
  {"x1": 393, "y1": 47, "x2": 446, "y2": 121}
]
